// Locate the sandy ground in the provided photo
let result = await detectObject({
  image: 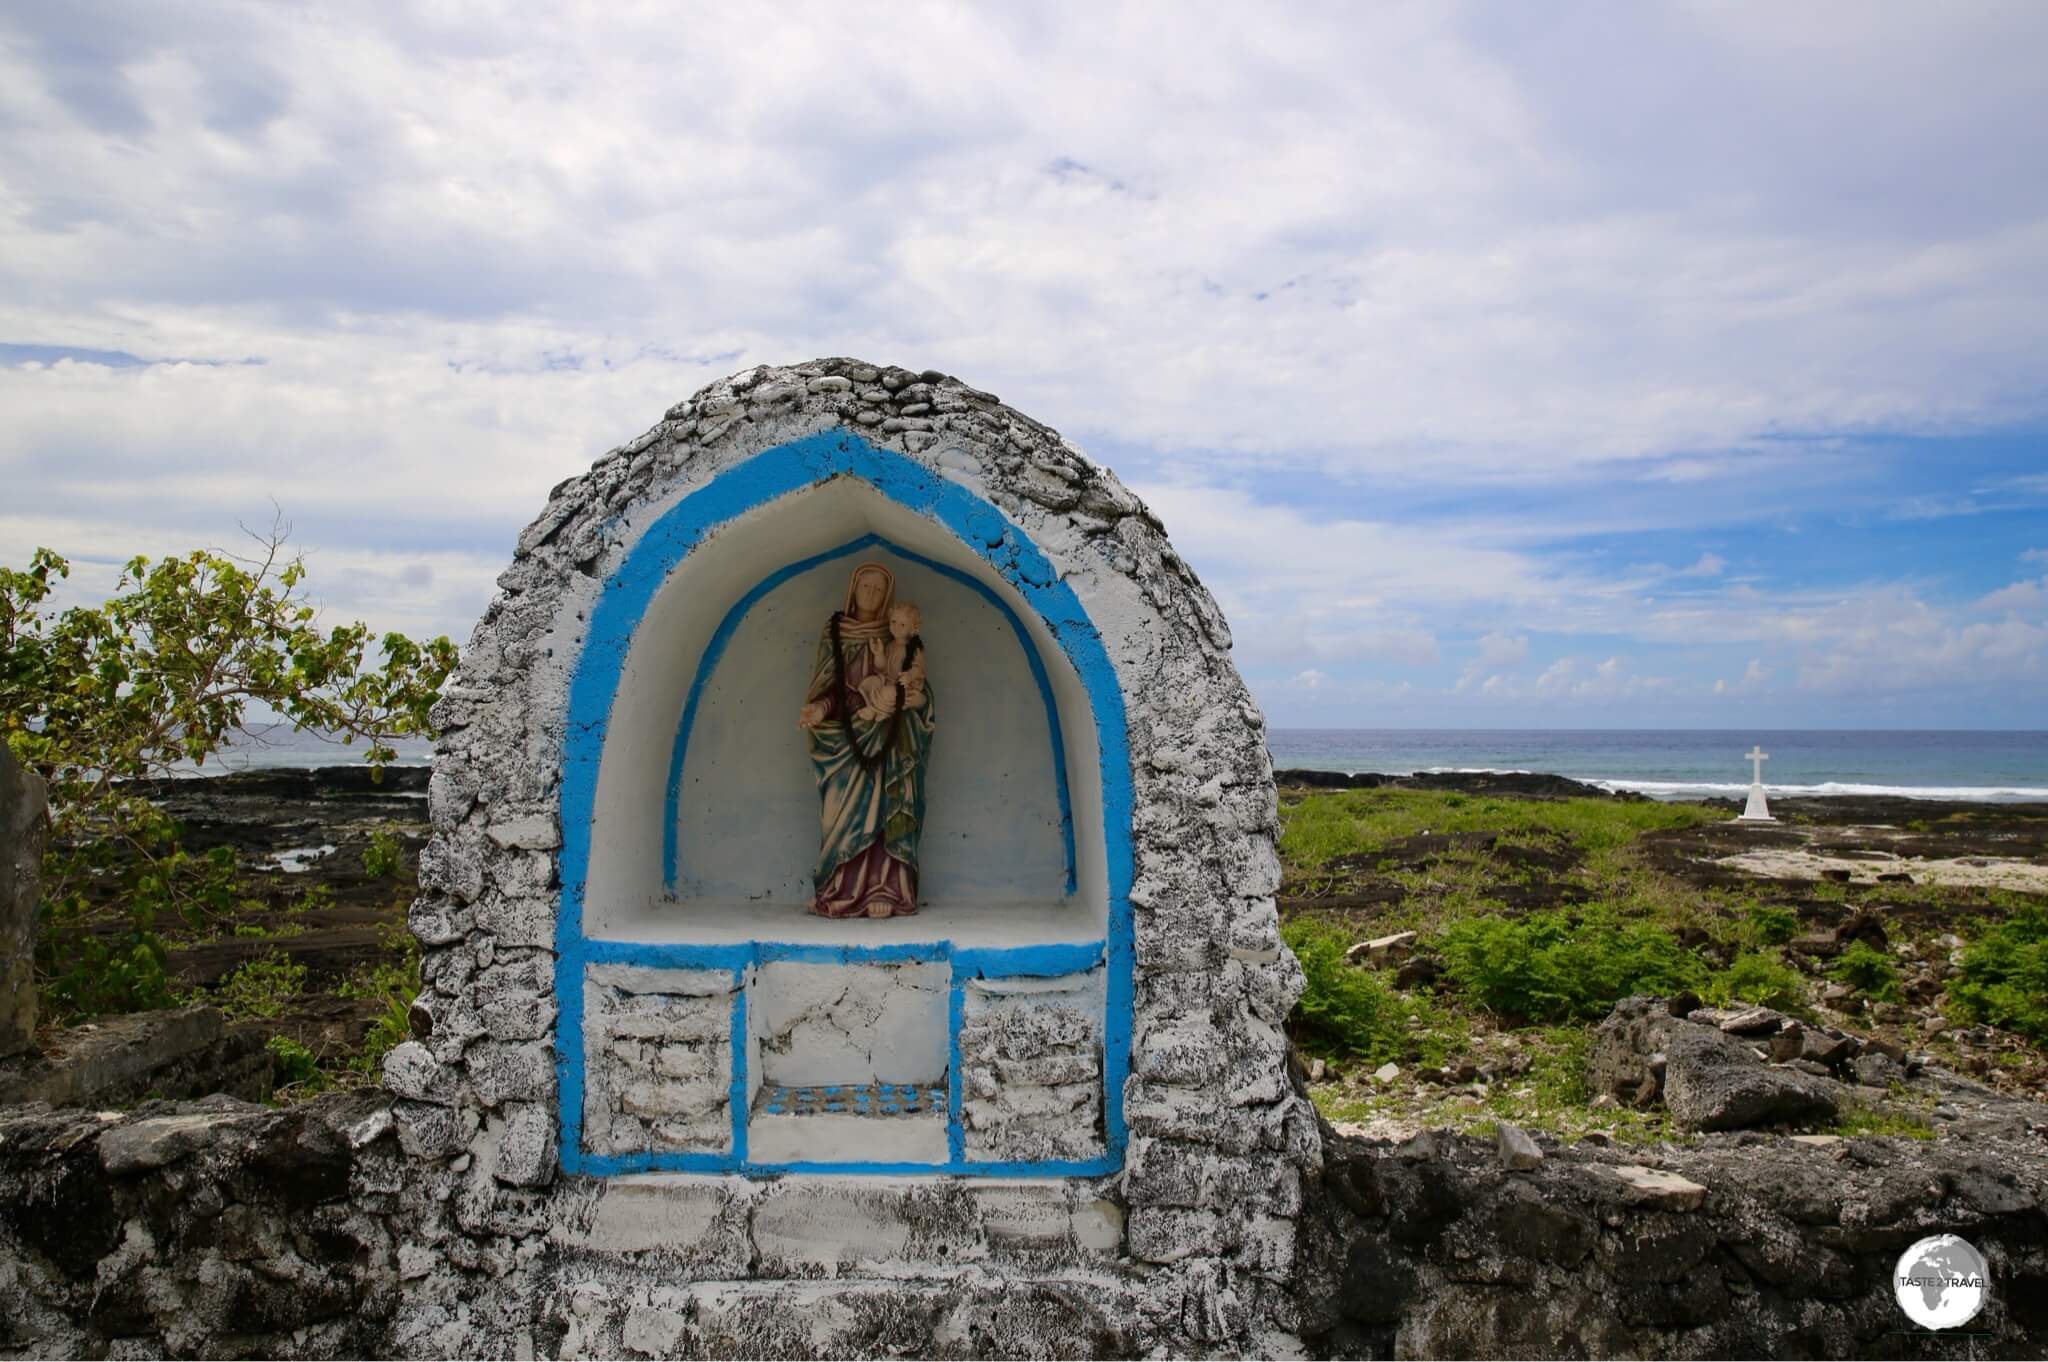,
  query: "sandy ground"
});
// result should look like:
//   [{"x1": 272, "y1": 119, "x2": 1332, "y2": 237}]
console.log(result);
[{"x1": 1711, "y1": 846, "x2": 2048, "y2": 892}]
